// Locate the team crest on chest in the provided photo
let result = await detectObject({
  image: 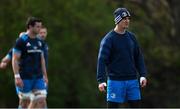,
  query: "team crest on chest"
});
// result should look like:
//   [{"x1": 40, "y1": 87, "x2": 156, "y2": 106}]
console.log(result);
[{"x1": 38, "y1": 41, "x2": 42, "y2": 47}]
